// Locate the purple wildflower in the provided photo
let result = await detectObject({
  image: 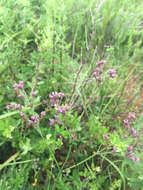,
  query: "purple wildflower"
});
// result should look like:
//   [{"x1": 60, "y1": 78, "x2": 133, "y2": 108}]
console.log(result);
[
  {"x1": 56, "y1": 105, "x2": 70, "y2": 114},
  {"x1": 18, "y1": 81, "x2": 24, "y2": 89},
  {"x1": 49, "y1": 118, "x2": 58, "y2": 125},
  {"x1": 127, "y1": 146, "x2": 133, "y2": 152},
  {"x1": 135, "y1": 157, "x2": 140, "y2": 162},
  {"x1": 34, "y1": 158, "x2": 39, "y2": 163},
  {"x1": 41, "y1": 111, "x2": 46, "y2": 117},
  {"x1": 16, "y1": 104, "x2": 21, "y2": 110},
  {"x1": 17, "y1": 94, "x2": 24, "y2": 99},
  {"x1": 20, "y1": 112, "x2": 24, "y2": 118},
  {"x1": 31, "y1": 115, "x2": 36, "y2": 120},
  {"x1": 72, "y1": 136, "x2": 78, "y2": 140},
  {"x1": 28, "y1": 120, "x2": 34, "y2": 125},
  {"x1": 13, "y1": 83, "x2": 19, "y2": 89},
  {"x1": 104, "y1": 135, "x2": 109, "y2": 141},
  {"x1": 49, "y1": 92, "x2": 65, "y2": 106},
  {"x1": 123, "y1": 120, "x2": 130, "y2": 129},
  {"x1": 112, "y1": 148, "x2": 118, "y2": 153},
  {"x1": 131, "y1": 128, "x2": 139, "y2": 137},
  {"x1": 109, "y1": 69, "x2": 116, "y2": 78},
  {"x1": 96, "y1": 76, "x2": 102, "y2": 82},
  {"x1": 6, "y1": 105, "x2": 10, "y2": 110},
  {"x1": 94, "y1": 67, "x2": 103, "y2": 73},
  {"x1": 13, "y1": 81, "x2": 24, "y2": 90},
  {"x1": 31, "y1": 91, "x2": 36, "y2": 97},
  {"x1": 123, "y1": 133, "x2": 129, "y2": 138},
  {"x1": 128, "y1": 112, "x2": 135, "y2": 120},
  {"x1": 96, "y1": 60, "x2": 105, "y2": 67},
  {"x1": 42, "y1": 100, "x2": 47, "y2": 104}
]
